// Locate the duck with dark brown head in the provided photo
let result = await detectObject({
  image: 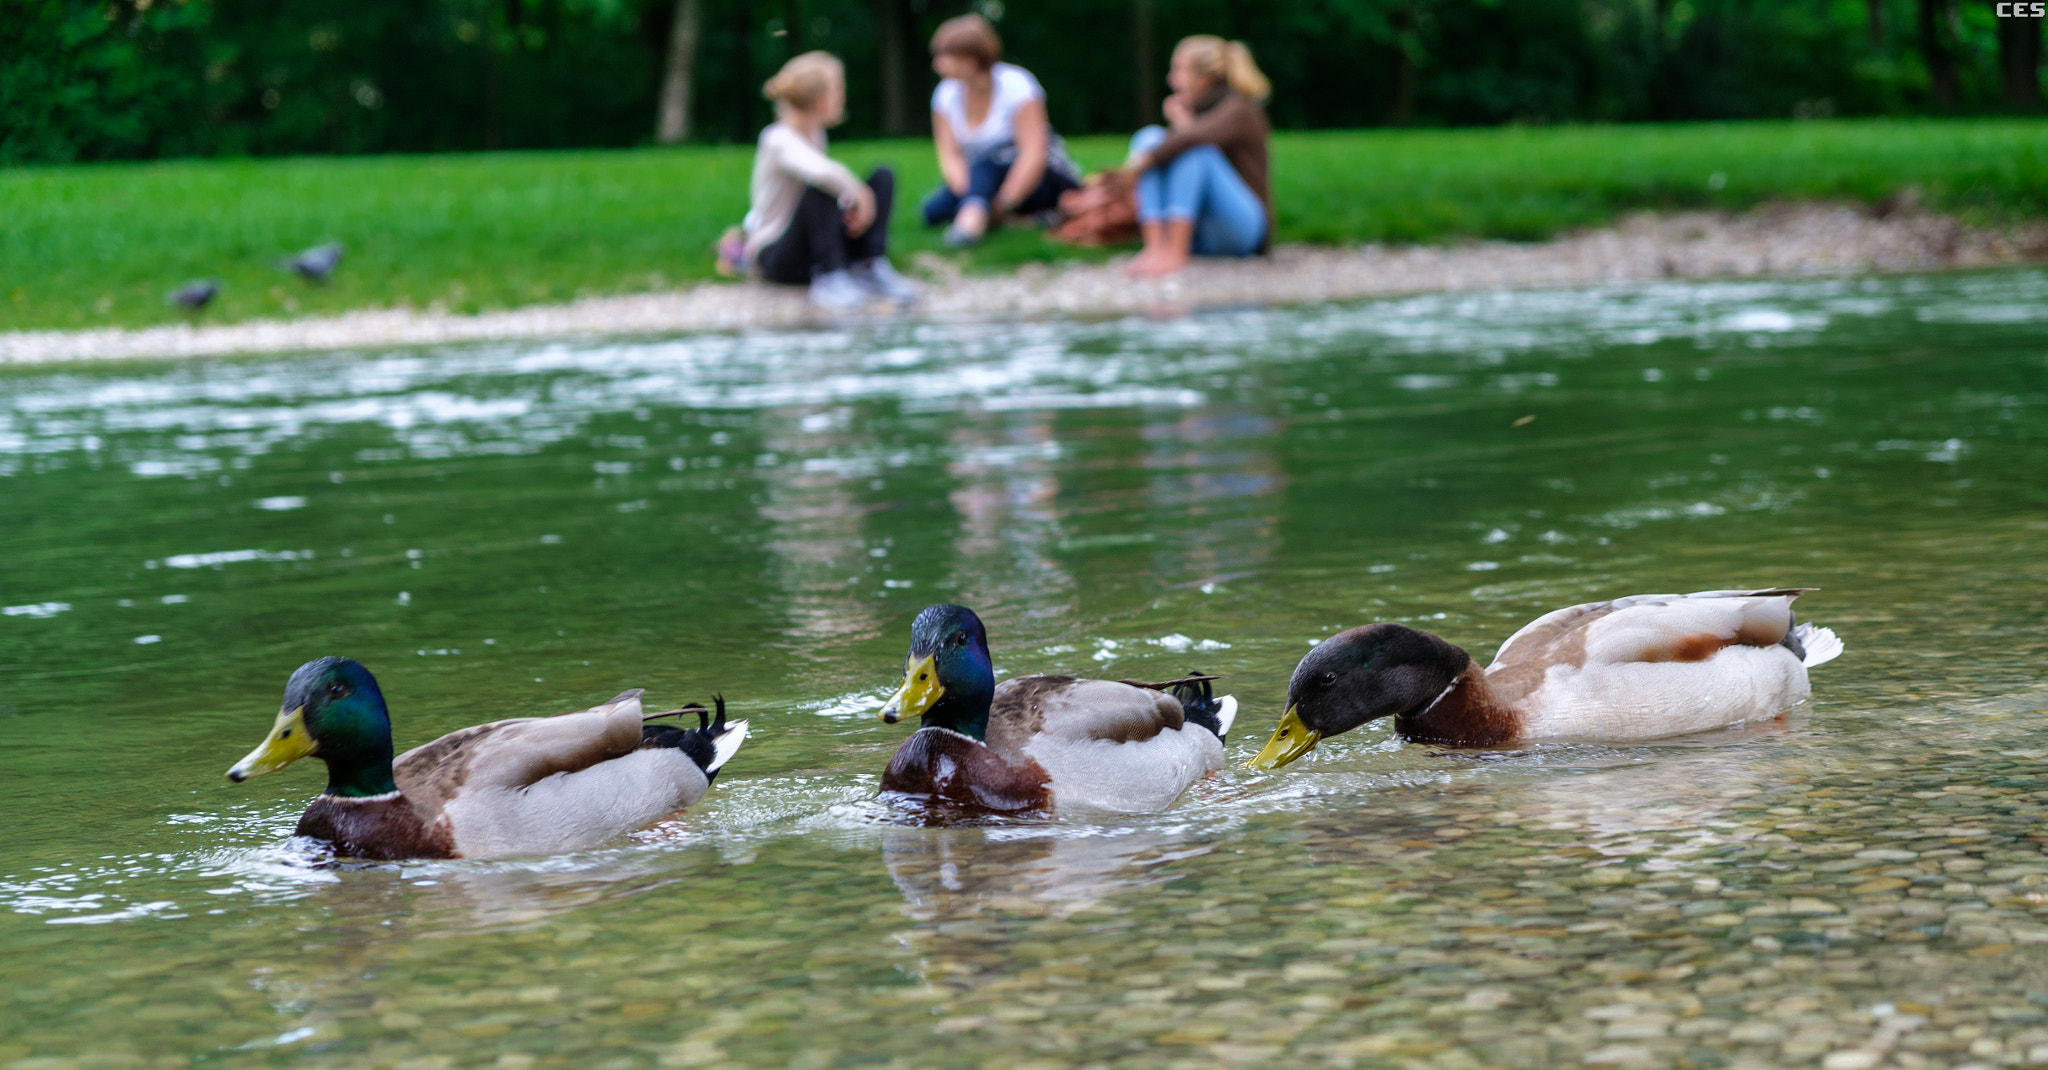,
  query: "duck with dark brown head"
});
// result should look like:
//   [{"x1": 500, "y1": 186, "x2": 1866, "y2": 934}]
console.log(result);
[{"x1": 1248, "y1": 589, "x2": 1843, "y2": 769}]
